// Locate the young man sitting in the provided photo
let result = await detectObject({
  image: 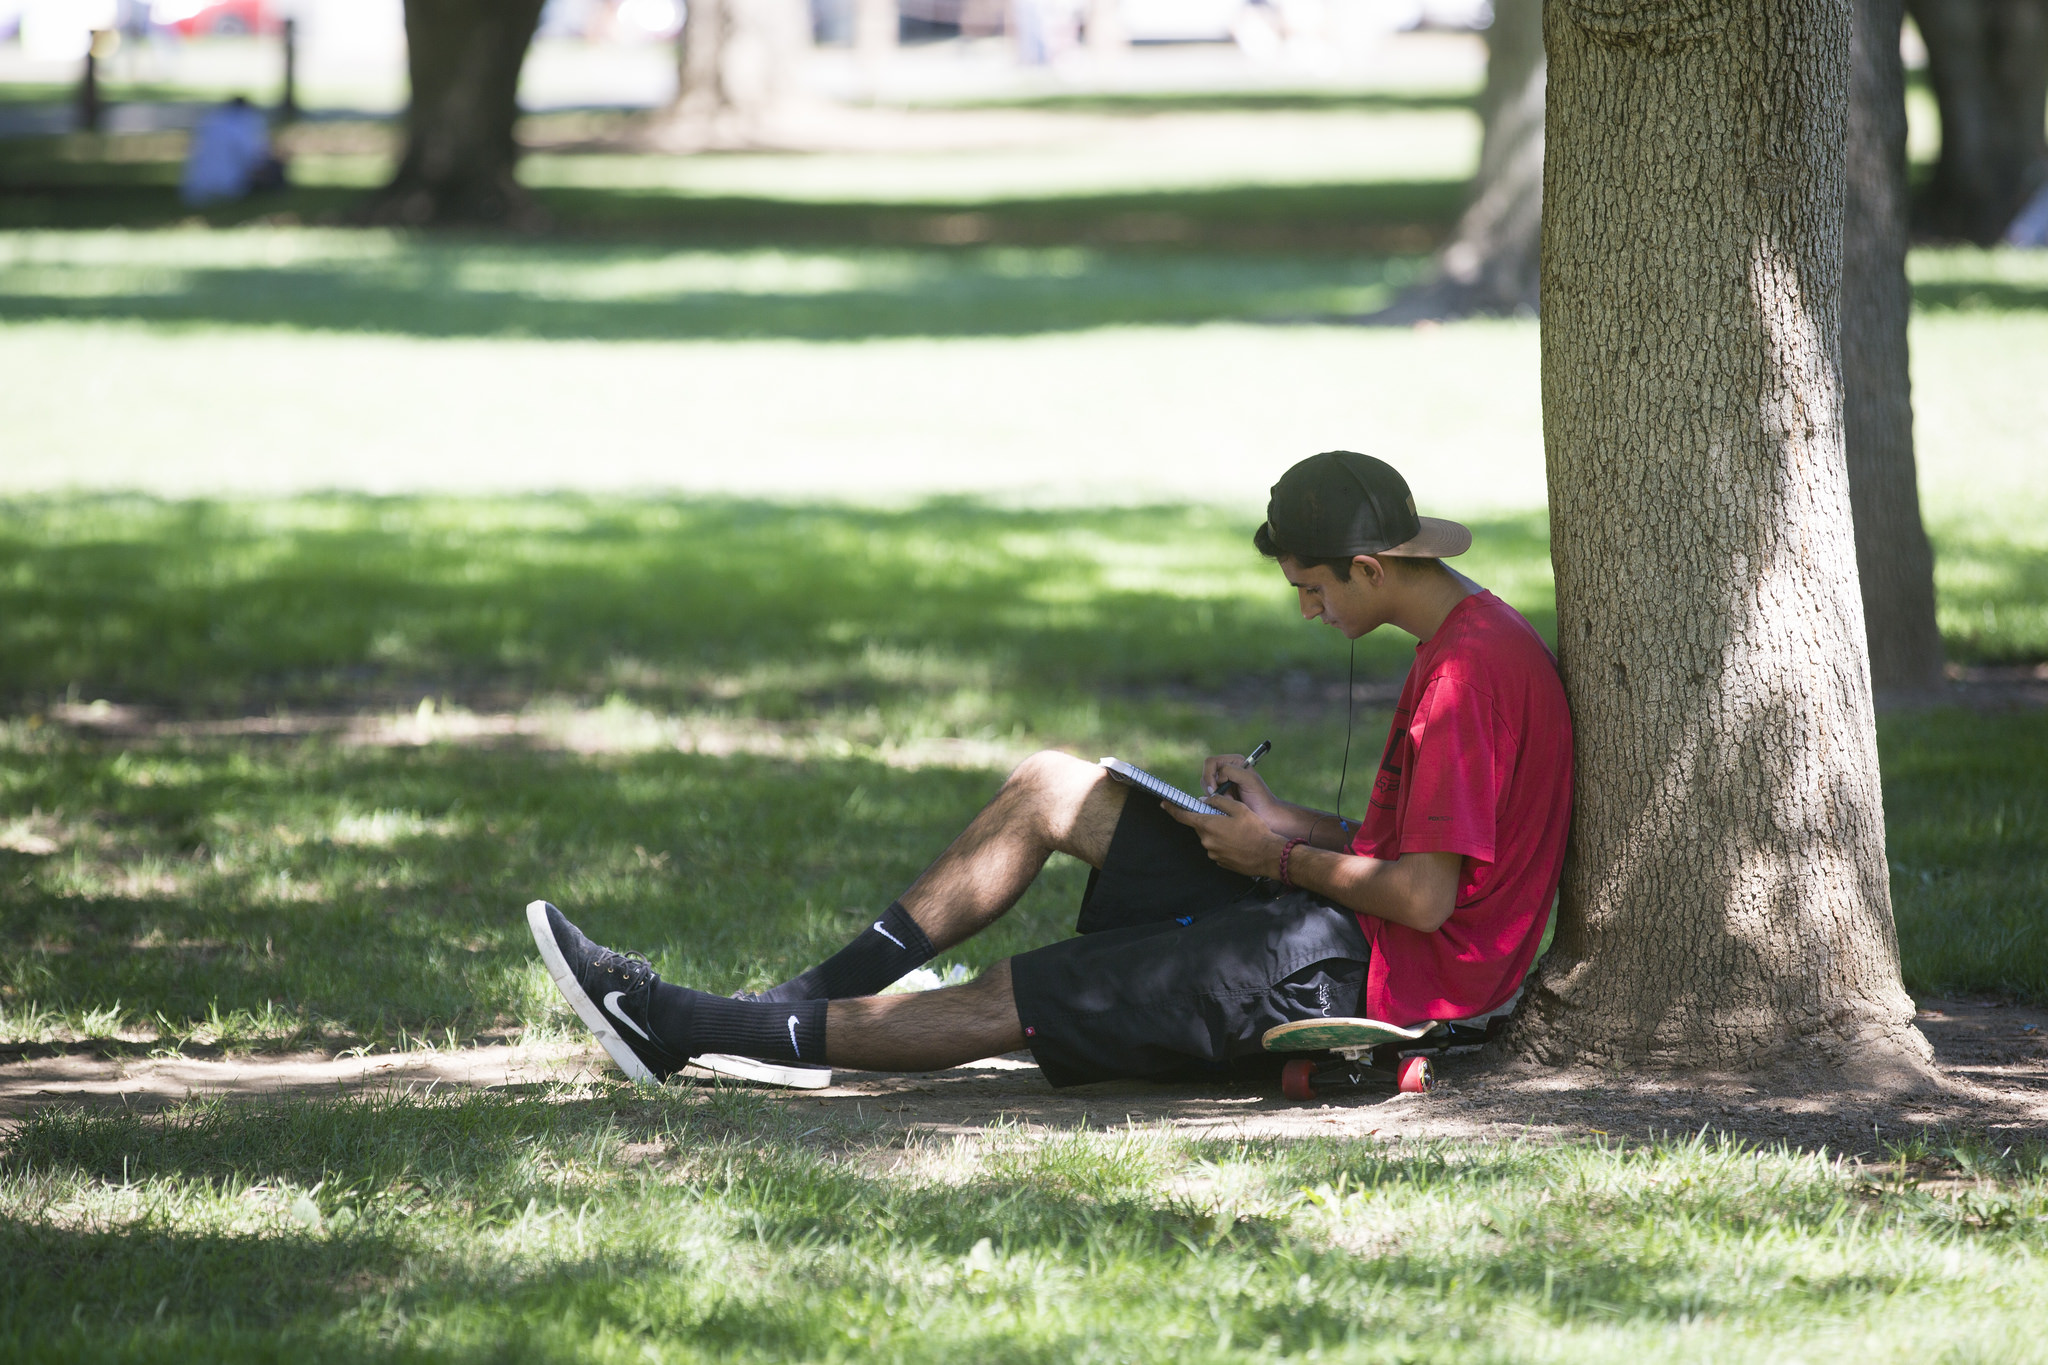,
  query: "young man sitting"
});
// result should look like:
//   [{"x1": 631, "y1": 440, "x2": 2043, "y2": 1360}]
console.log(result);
[{"x1": 527, "y1": 451, "x2": 1573, "y2": 1087}]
